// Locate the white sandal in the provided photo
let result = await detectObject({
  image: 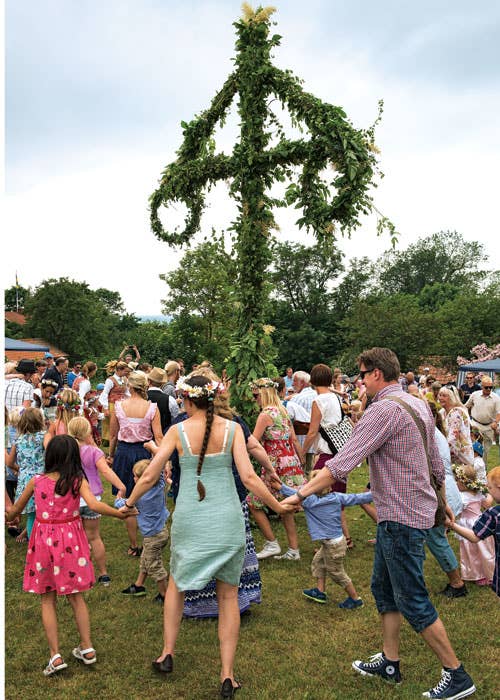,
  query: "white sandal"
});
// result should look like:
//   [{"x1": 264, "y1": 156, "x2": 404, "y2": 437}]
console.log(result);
[
  {"x1": 43, "y1": 653, "x2": 68, "y2": 676},
  {"x1": 72, "y1": 646, "x2": 97, "y2": 665}
]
